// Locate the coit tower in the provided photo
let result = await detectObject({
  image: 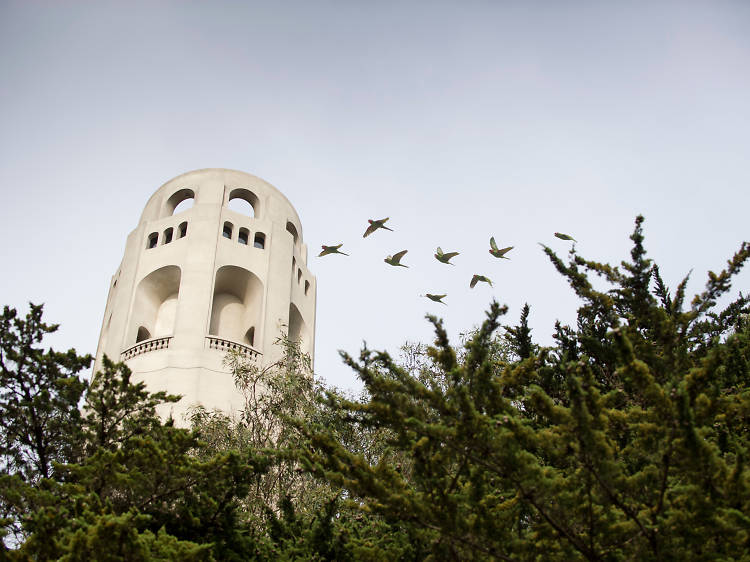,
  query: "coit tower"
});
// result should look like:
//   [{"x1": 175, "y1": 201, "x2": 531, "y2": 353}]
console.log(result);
[{"x1": 93, "y1": 169, "x2": 316, "y2": 420}]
